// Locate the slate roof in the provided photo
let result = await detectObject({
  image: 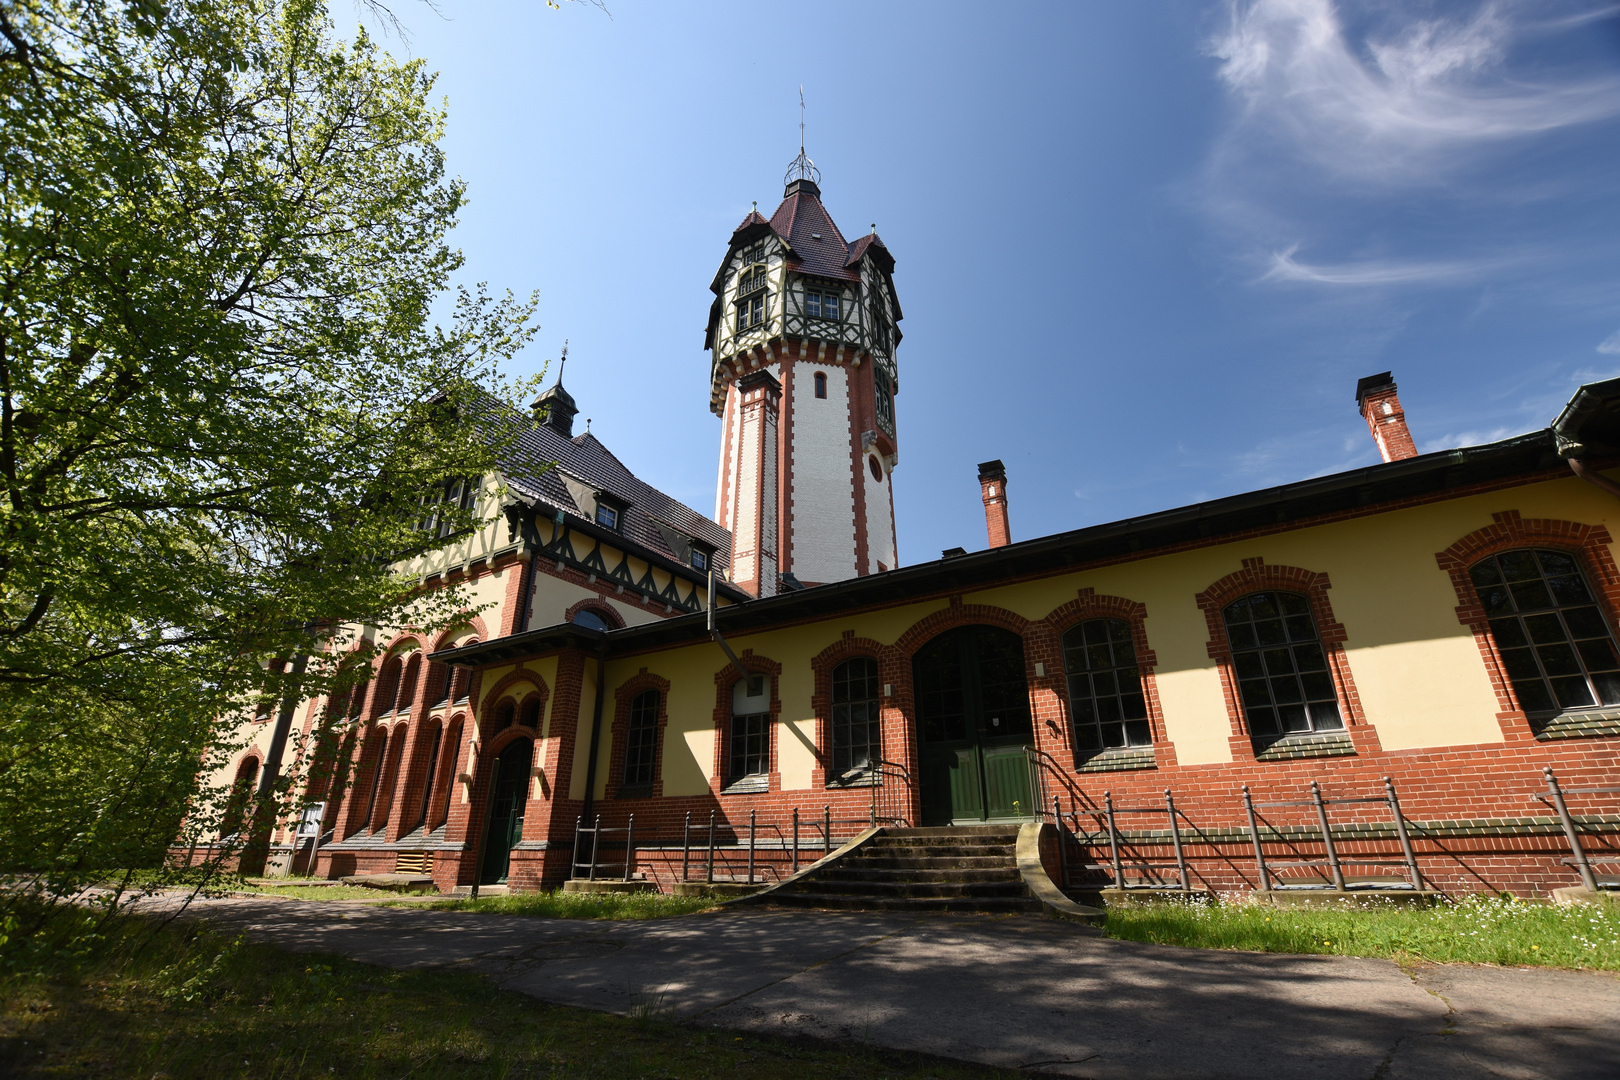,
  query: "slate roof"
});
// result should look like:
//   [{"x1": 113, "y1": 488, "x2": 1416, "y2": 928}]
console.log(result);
[
  {"x1": 768, "y1": 182, "x2": 859, "y2": 283},
  {"x1": 479, "y1": 393, "x2": 732, "y2": 572}
]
